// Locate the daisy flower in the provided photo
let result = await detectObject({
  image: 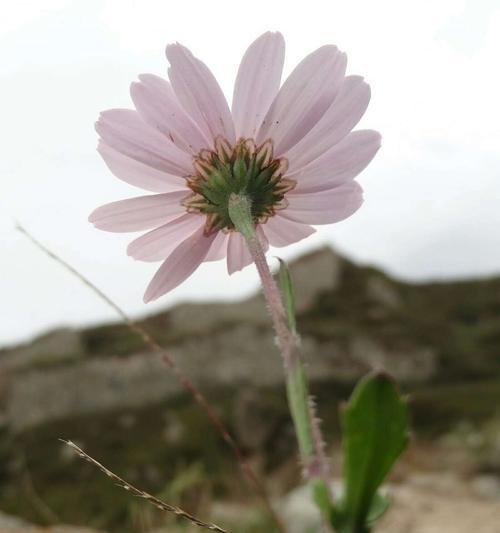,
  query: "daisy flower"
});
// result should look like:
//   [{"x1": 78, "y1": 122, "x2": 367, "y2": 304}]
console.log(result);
[{"x1": 90, "y1": 32, "x2": 381, "y2": 302}]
